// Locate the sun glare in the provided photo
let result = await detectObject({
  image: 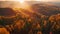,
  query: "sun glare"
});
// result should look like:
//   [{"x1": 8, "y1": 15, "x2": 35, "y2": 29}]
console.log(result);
[
  {"x1": 35, "y1": 0, "x2": 42, "y2": 1},
  {"x1": 18, "y1": 0, "x2": 25, "y2": 3}
]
